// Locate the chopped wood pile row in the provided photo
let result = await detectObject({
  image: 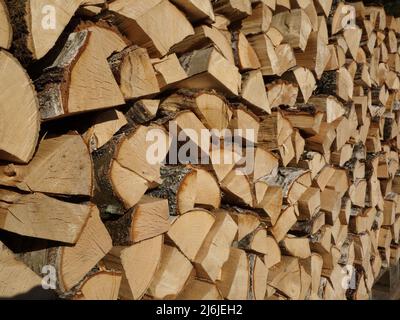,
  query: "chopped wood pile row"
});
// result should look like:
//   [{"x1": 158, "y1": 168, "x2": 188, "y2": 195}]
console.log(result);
[{"x1": 1, "y1": 0, "x2": 400, "y2": 300}]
